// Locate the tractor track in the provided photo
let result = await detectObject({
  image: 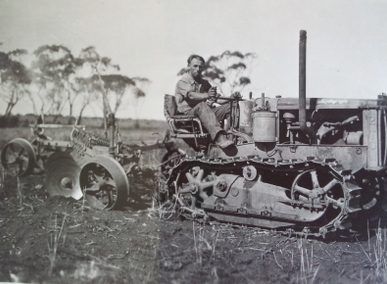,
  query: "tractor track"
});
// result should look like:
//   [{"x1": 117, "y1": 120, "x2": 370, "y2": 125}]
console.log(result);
[{"x1": 163, "y1": 155, "x2": 372, "y2": 238}]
